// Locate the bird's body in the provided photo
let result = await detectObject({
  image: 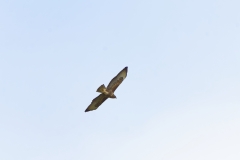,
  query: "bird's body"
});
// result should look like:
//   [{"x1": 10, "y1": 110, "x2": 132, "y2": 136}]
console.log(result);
[
  {"x1": 96, "y1": 84, "x2": 116, "y2": 98},
  {"x1": 85, "y1": 66, "x2": 128, "y2": 112},
  {"x1": 103, "y1": 90, "x2": 116, "y2": 98}
]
